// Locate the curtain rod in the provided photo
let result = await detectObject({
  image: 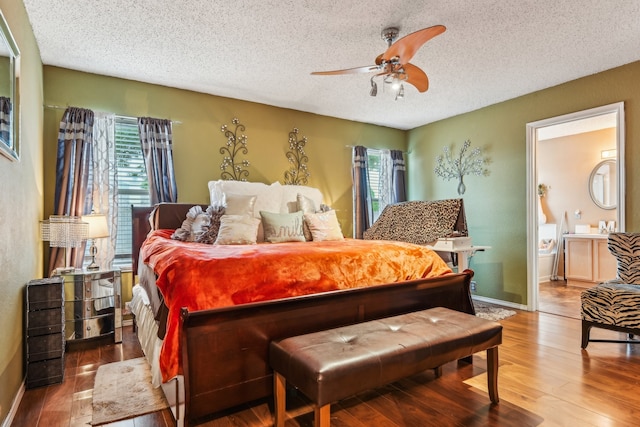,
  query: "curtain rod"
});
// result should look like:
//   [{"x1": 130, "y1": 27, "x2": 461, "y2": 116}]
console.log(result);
[
  {"x1": 43, "y1": 104, "x2": 183, "y2": 124},
  {"x1": 345, "y1": 145, "x2": 411, "y2": 155}
]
